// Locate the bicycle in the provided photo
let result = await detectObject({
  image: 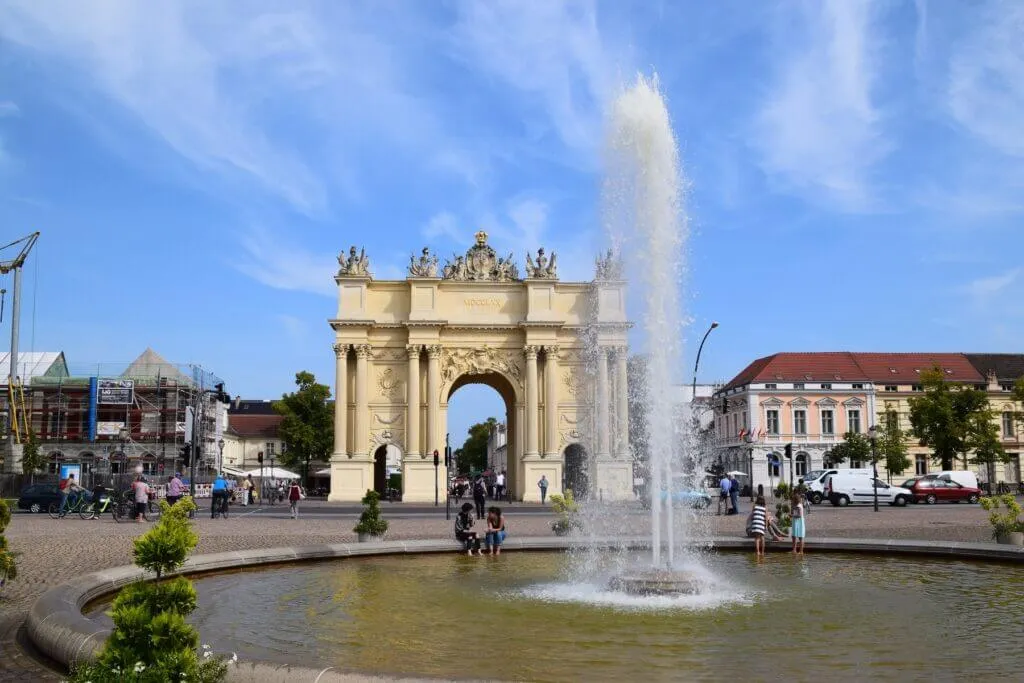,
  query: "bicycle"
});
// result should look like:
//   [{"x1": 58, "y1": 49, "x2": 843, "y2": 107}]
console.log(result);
[
  {"x1": 80, "y1": 492, "x2": 114, "y2": 520},
  {"x1": 211, "y1": 492, "x2": 229, "y2": 519},
  {"x1": 48, "y1": 491, "x2": 94, "y2": 519}
]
